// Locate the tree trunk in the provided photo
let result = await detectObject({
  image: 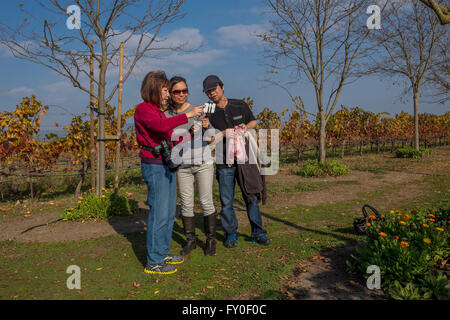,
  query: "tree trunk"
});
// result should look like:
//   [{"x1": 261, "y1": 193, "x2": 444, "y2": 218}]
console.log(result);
[
  {"x1": 341, "y1": 140, "x2": 345, "y2": 158},
  {"x1": 75, "y1": 161, "x2": 86, "y2": 200},
  {"x1": 89, "y1": 44, "x2": 96, "y2": 192},
  {"x1": 97, "y1": 40, "x2": 108, "y2": 196},
  {"x1": 319, "y1": 111, "x2": 327, "y2": 163},
  {"x1": 413, "y1": 89, "x2": 420, "y2": 151},
  {"x1": 29, "y1": 176, "x2": 33, "y2": 213},
  {"x1": 360, "y1": 141, "x2": 363, "y2": 156}
]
